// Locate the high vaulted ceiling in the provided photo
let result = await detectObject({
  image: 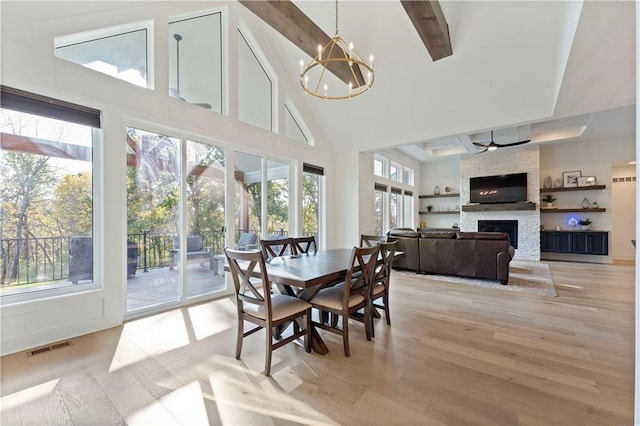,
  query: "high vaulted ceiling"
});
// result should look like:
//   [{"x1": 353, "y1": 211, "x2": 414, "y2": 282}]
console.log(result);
[{"x1": 238, "y1": 1, "x2": 636, "y2": 161}]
